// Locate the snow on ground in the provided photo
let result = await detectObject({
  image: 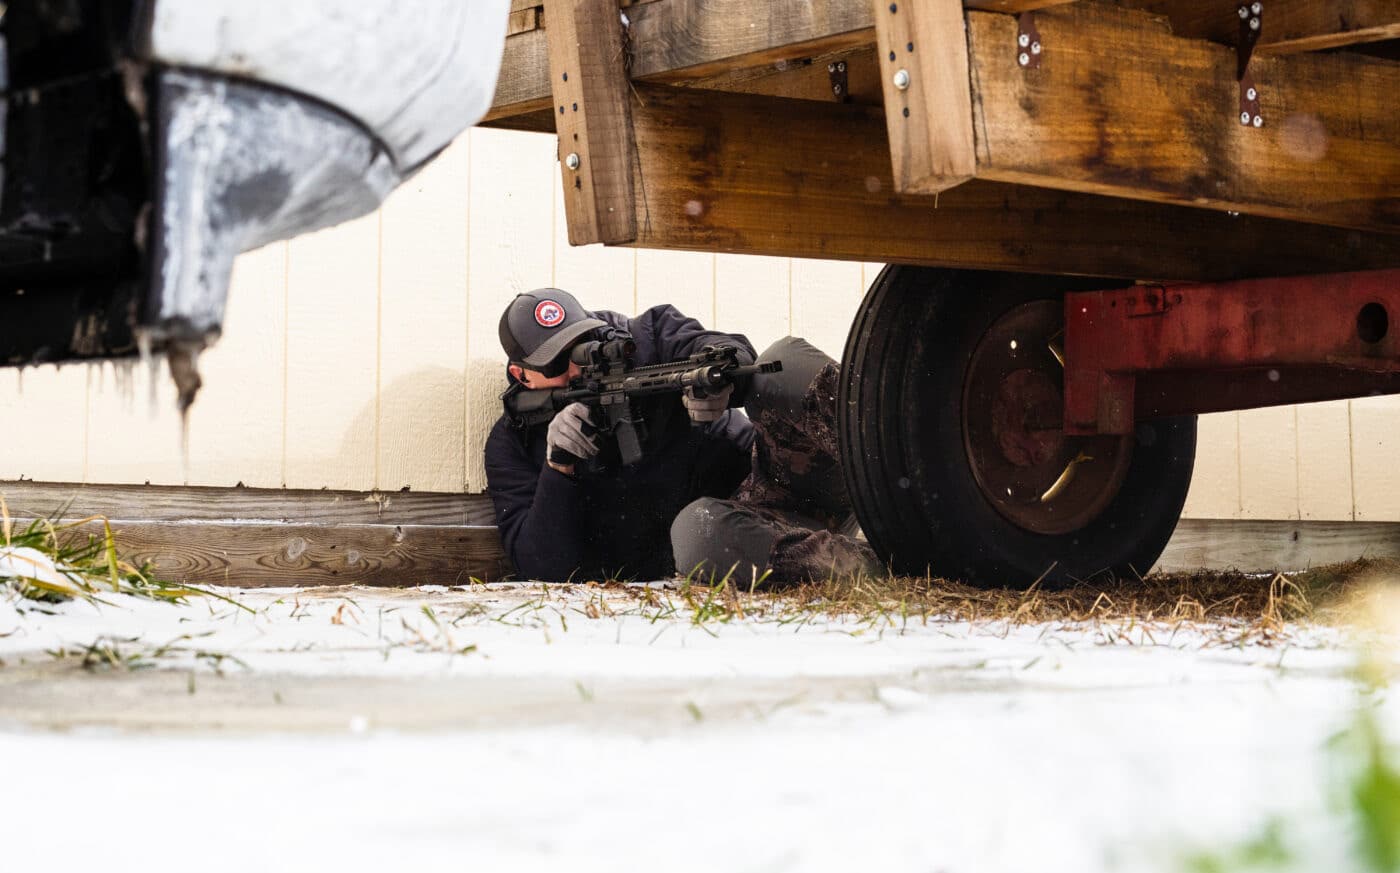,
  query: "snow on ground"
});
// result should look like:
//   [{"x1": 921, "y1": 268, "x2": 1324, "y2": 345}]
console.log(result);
[{"x1": 0, "y1": 582, "x2": 1395, "y2": 872}]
